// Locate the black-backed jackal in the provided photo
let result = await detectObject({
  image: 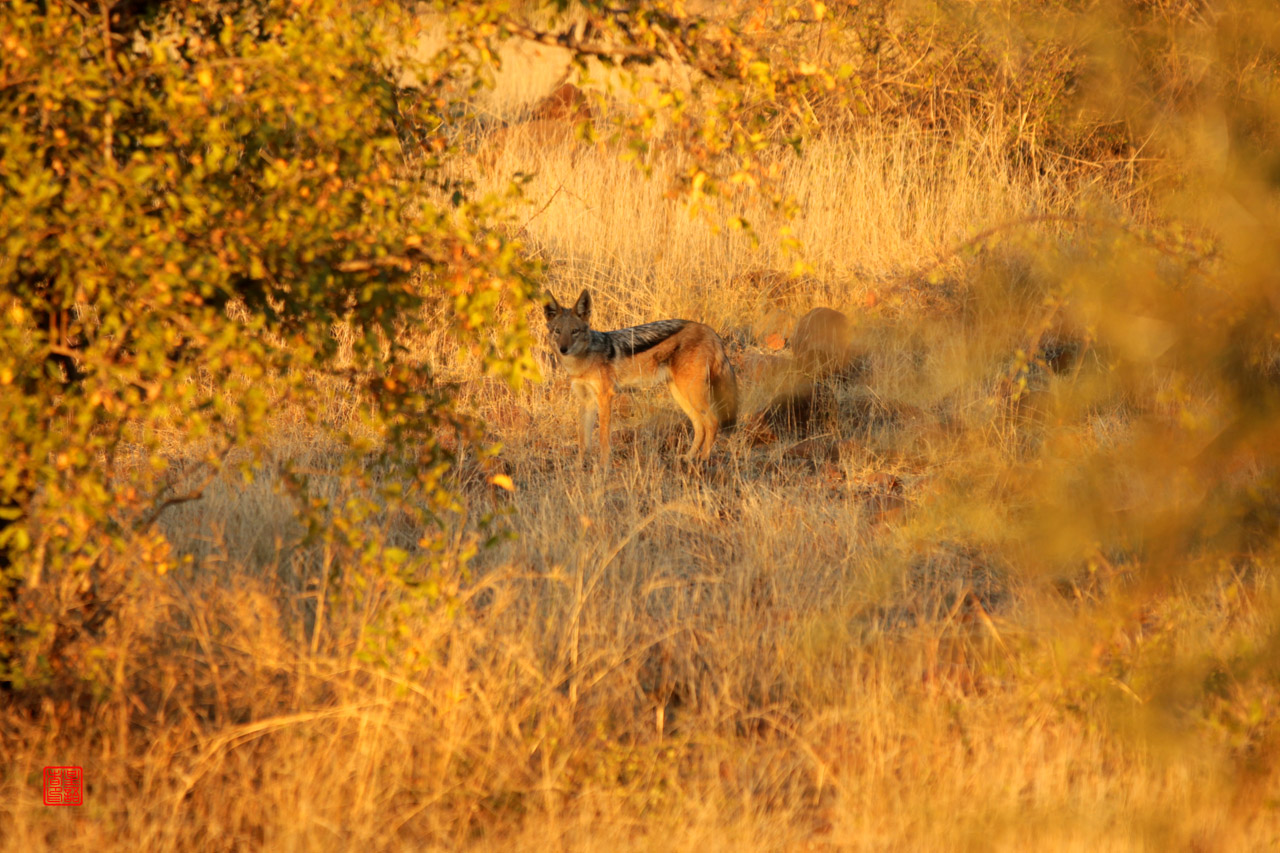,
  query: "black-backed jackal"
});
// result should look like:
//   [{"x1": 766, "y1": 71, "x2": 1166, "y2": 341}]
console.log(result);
[{"x1": 544, "y1": 288, "x2": 738, "y2": 463}]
